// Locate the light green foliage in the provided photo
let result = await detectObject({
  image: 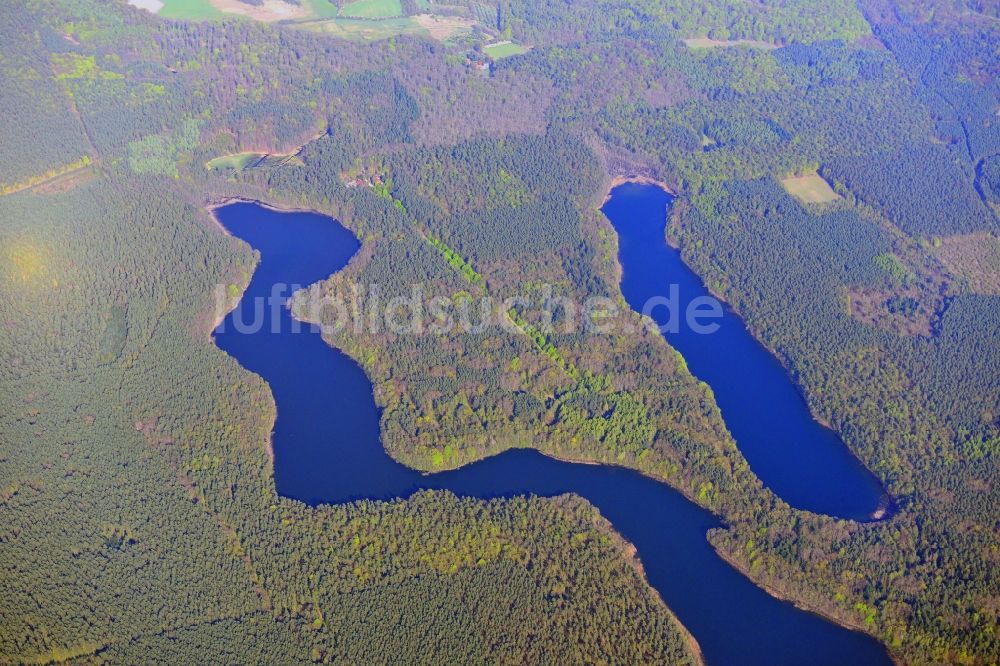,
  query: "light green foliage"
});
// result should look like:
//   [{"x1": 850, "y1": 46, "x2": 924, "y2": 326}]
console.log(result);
[
  {"x1": 128, "y1": 118, "x2": 202, "y2": 177},
  {"x1": 51, "y1": 53, "x2": 123, "y2": 81},
  {"x1": 425, "y1": 234, "x2": 483, "y2": 284},
  {"x1": 873, "y1": 253, "x2": 915, "y2": 287}
]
